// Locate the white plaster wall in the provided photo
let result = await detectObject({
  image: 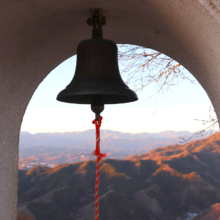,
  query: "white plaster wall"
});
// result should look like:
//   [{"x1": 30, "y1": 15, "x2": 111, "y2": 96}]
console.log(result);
[{"x1": 0, "y1": 0, "x2": 219, "y2": 219}]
